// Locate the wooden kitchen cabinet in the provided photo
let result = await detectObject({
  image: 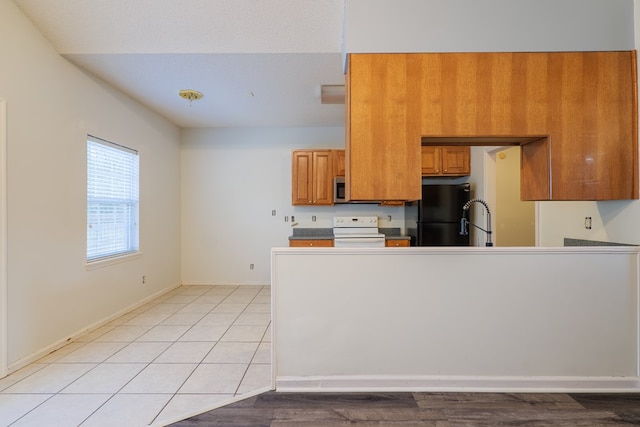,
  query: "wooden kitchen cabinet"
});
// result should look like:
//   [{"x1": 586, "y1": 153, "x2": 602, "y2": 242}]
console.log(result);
[
  {"x1": 346, "y1": 54, "x2": 422, "y2": 202},
  {"x1": 346, "y1": 52, "x2": 638, "y2": 201},
  {"x1": 421, "y1": 146, "x2": 470, "y2": 176},
  {"x1": 385, "y1": 239, "x2": 410, "y2": 247},
  {"x1": 289, "y1": 239, "x2": 334, "y2": 247},
  {"x1": 292, "y1": 150, "x2": 334, "y2": 205},
  {"x1": 333, "y1": 149, "x2": 345, "y2": 176}
]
